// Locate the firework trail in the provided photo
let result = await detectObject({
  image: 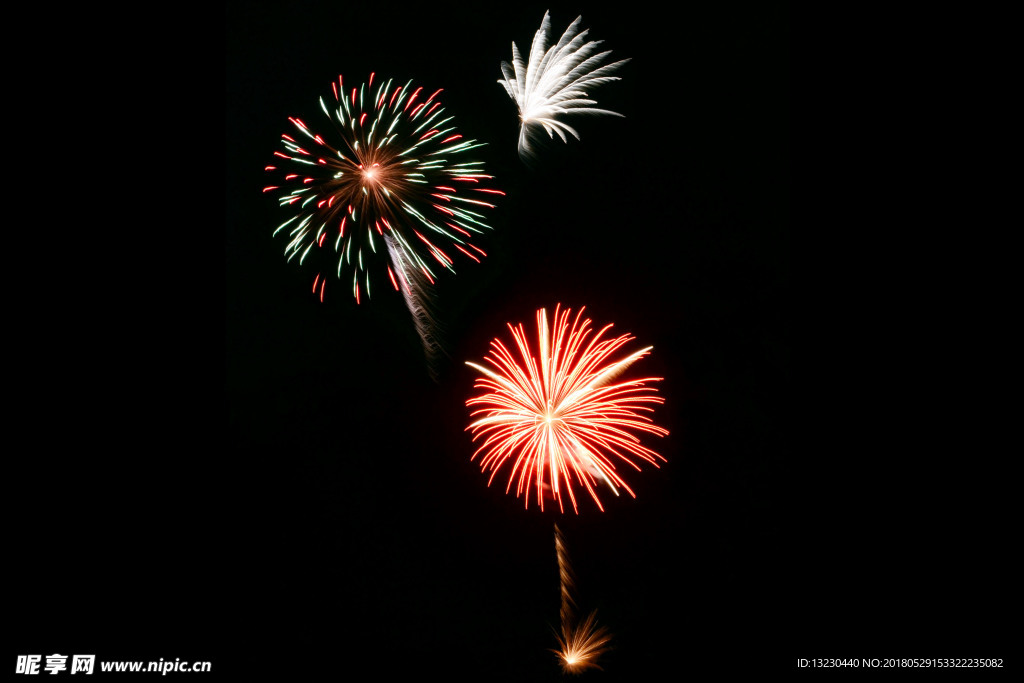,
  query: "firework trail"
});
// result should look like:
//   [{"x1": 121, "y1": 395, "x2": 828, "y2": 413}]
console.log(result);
[
  {"x1": 264, "y1": 73, "x2": 502, "y2": 366},
  {"x1": 465, "y1": 305, "x2": 668, "y2": 513},
  {"x1": 499, "y1": 11, "x2": 630, "y2": 161},
  {"x1": 553, "y1": 523, "x2": 612, "y2": 673},
  {"x1": 385, "y1": 233, "x2": 445, "y2": 378}
]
